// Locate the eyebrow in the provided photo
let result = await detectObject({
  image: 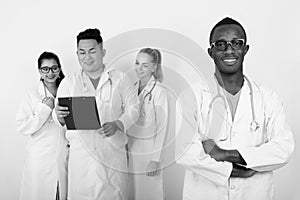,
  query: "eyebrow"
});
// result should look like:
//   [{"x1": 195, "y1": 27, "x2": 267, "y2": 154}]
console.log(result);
[
  {"x1": 41, "y1": 64, "x2": 58, "y2": 68},
  {"x1": 78, "y1": 47, "x2": 97, "y2": 51},
  {"x1": 136, "y1": 60, "x2": 154, "y2": 64},
  {"x1": 215, "y1": 37, "x2": 243, "y2": 41}
]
